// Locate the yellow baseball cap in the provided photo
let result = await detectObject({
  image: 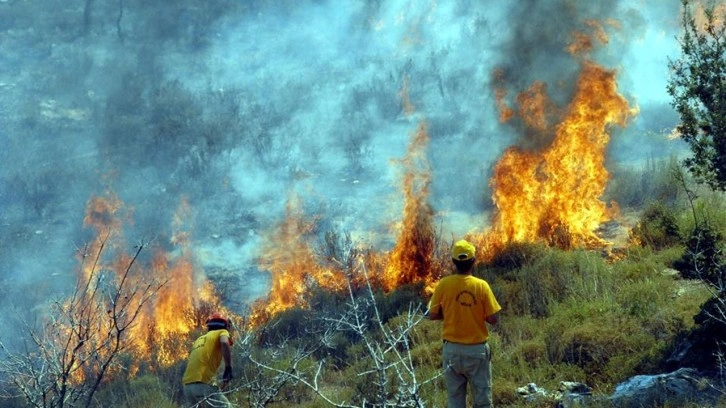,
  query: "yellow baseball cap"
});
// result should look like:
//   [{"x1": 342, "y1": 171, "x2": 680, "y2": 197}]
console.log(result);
[{"x1": 451, "y1": 239, "x2": 476, "y2": 261}]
